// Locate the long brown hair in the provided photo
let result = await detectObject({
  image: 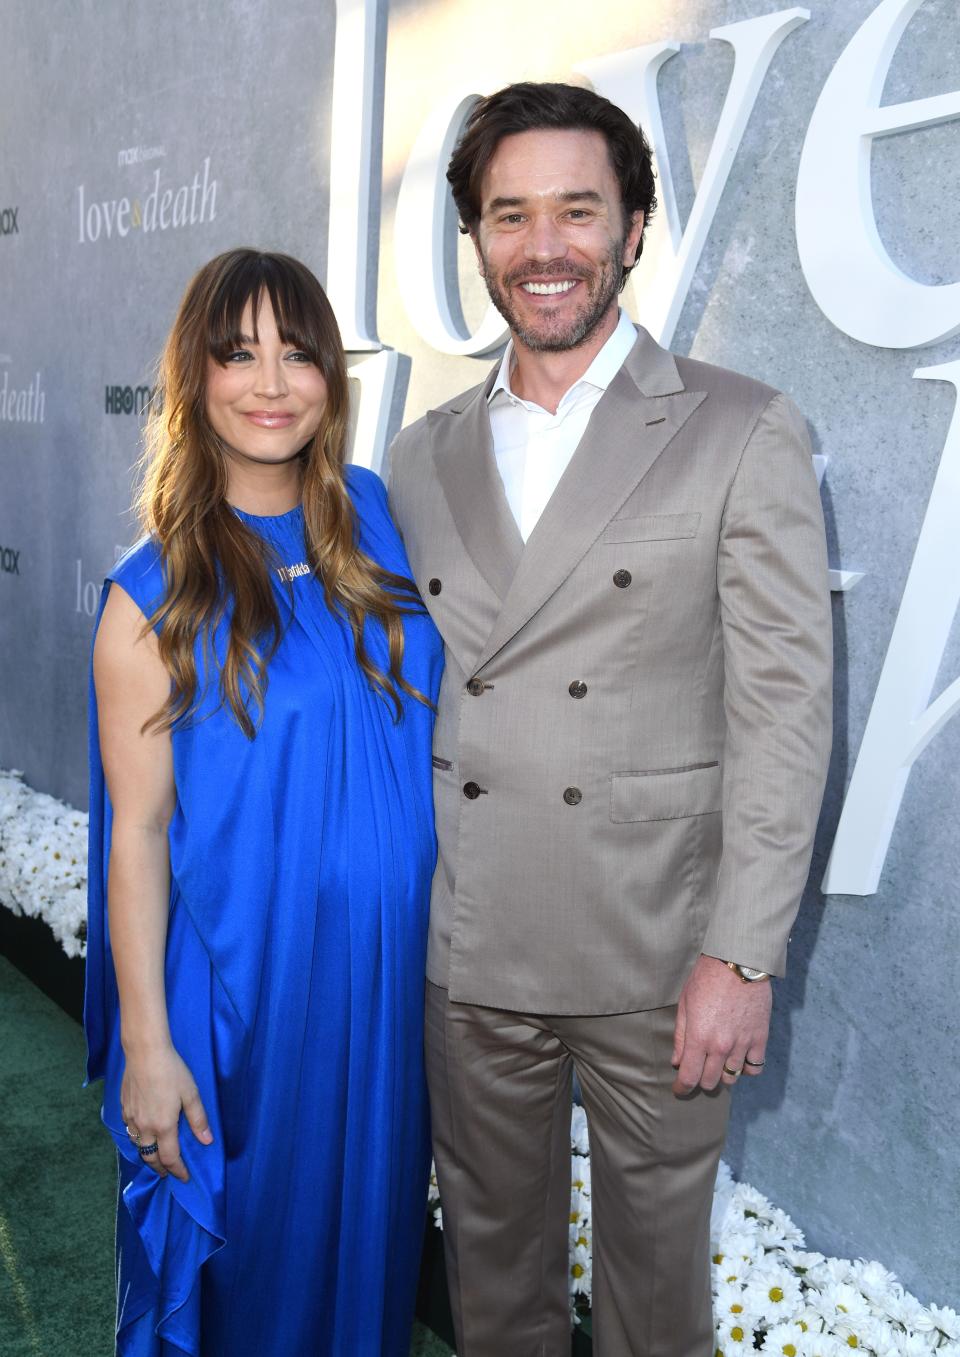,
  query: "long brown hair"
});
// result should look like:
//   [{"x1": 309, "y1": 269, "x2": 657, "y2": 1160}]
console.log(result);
[{"x1": 138, "y1": 247, "x2": 428, "y2": 737}]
